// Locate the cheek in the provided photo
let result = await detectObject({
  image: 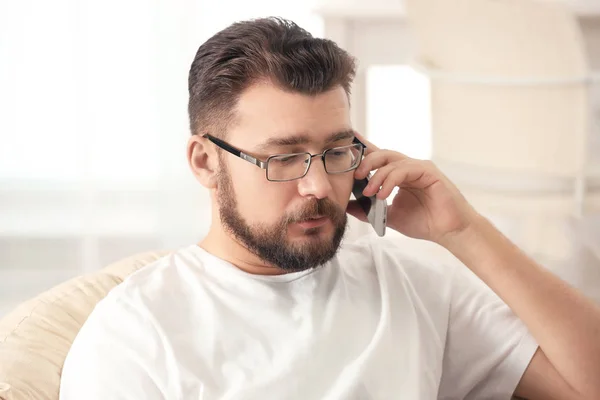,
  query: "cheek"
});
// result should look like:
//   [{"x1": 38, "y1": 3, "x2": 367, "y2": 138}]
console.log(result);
[
  {"x1": 331, "y1": 175, "x2": 354, "y2": 207},
  {"x1": 228, "y1": 163, "x2": 295, "y2": 222}
]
